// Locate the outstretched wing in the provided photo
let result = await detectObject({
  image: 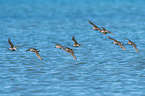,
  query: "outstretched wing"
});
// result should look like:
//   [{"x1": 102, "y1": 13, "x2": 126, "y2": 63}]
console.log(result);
[
  {"x1": 8, "y1": 38, "x2": 14, "y2": 48},
  {"x1": 107, "y1": 36, "x2": 117, "y2": 42},
  {"x1": 52, "y1": 42, "x2": 68, "y2": 52},
  {"x1": 118, "y1": 43, "x2": 126, "y2": 51},
  {"x1": 101, "y1": 27, "x2": 115, "y2": 34},
  {"x1": 35, "y1": 51, "x2": 42, "y2": 60},
  {"x1": 62, "y1": 47, "x2": 71, "y2": 54},
  {"x1": 15, "y1": 45, "x2": 22, "y2": 47},
  {"x1": 124, "y1": 38, "x2": 132, "y2": 43},
  {"x1": 72, "y1": 36, "x2": 78, "y2": 44},
  {"x1": 107, "y1": 31, "x2": 115, "y2": 35},
  {"x1": 132, "y1": 44, "x2": 139, "y2": 53},
  {"x1": 101, "y1": 27, "x2": 107, "y2": 31},
  {"x1": 60, "y1": 46, "x2": 68, "y2": 52},
  {"x1": 70, "y1": 50, "x2": 77, "y2": 60},
  {"x1": 51, "y1": 42, "x2": 62, "y2": 46},
  {"x1": 26, "y1": 49, "x2": 31, "y2": 52},
  {"x1": 109, "y1": 31, "x2": 115, "y2": 35},
  {"x1": 88, "y1": 20, "x2": 99, "y2": 28}
]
